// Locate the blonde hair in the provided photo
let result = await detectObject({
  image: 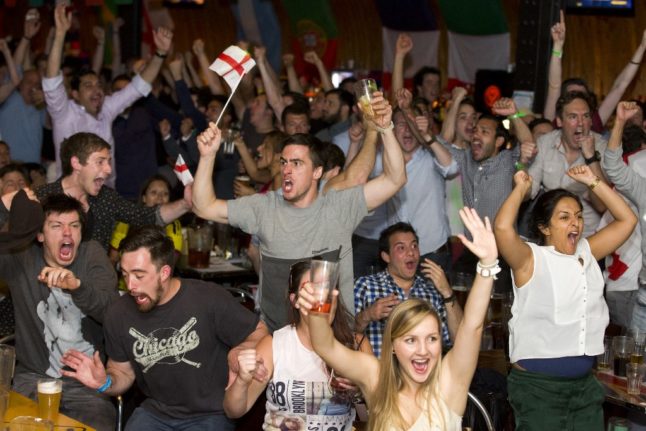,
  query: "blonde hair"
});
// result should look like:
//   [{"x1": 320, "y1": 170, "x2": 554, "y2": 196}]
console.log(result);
[{"x1": 369, "y1": 299, "x2": 446, "y2": 431}]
